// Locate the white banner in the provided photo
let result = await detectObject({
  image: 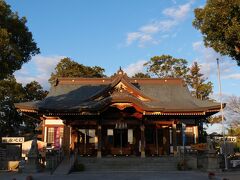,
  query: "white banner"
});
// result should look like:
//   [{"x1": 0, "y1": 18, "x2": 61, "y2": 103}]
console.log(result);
[{"x1": 2, "y1": 137, "x2": 24, "y2": 143}]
